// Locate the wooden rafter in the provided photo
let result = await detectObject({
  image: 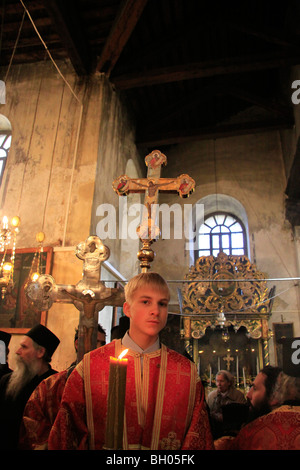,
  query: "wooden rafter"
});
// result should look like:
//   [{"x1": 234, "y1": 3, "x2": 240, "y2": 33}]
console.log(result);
[
  {"x1": 96, "y1": 0, "x2": 148, "y2": 76},
  {"x1": 112, "y1": 52, "x2": 300, "y2": 89},
  {"x1": 136, "y1": 119, "x2": 294, "y2": 147},
  {"x1": 43, "y1": 0, "x2": 94, "y2": 75}
]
